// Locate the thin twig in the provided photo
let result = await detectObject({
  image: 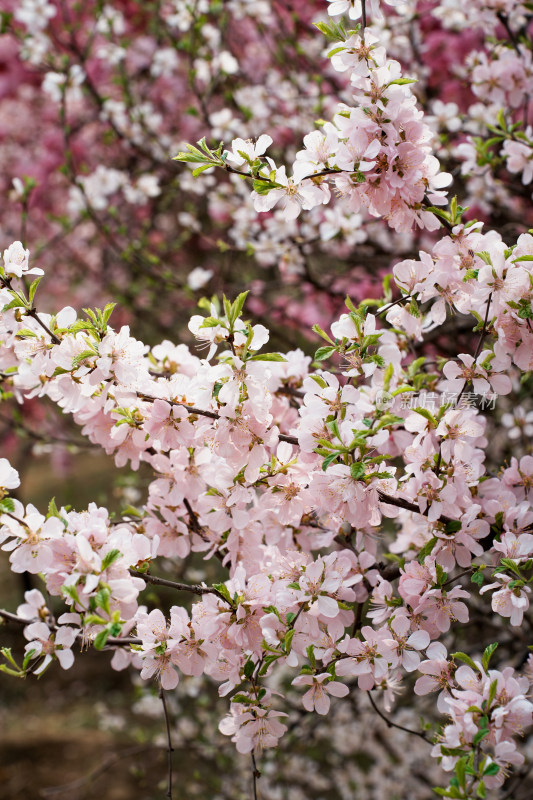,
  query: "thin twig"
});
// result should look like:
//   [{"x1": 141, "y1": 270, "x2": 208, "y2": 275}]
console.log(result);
[
  {"x1": 352, "y1": 601, "x2": 364, "y2": 636},
  {"x1": 377, "y1": 489, "x2": 454, "y2": 526},
  {"x1": 456, "y1": 293, "x2": 493, "y2": 407},
  {"x1": 442, "y1": 568, "x2": 474, "y2": 588},
  {"x1": 0, "y1": 276, "x2": 61, "y2": 344},
  {"x1": 25, "y1": 308, "x2": 61, "y2": 344},
  {"x1": 137, "y1": 393, "x2": 298, "y2": 444},
  {"x1": 0, "y1": 608, "x2": 26, "y2": 625},
  {"x1": 377, "y1": 294, "x2": 412, "y2": 317},
  {"x1": 39, "y1": 744, "x2": 161, "y2": 796},
  {"x1": 251, "y1": 750, "x2": 261, "y2": 800},
  {"x1": 0, "y1": 608, "x2": 140, "y2": 646},
  {"x1": 496, "y1": 12, "x2": 520, "y2": 54},
  {"x1": 160, "y1": 687, "x2": 174, "y2": 800},
  {"x1": 129, "y1": 568, "x2": 233, "y2": 607},
  {"x1": 367, "y1": 691, "x2": 430, "y2": 742}
]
